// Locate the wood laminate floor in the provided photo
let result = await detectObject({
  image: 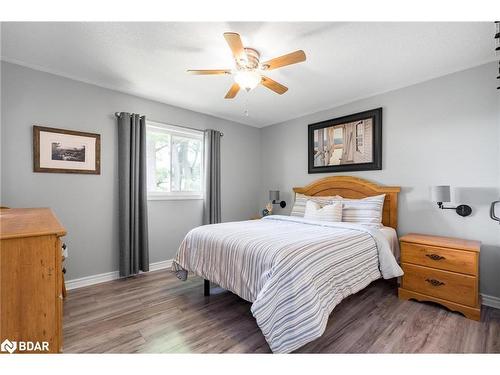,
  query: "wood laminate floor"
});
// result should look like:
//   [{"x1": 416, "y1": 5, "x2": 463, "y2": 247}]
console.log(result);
[{"x1": 63, "y1": 270, "x2": 500, "y2": 353}]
